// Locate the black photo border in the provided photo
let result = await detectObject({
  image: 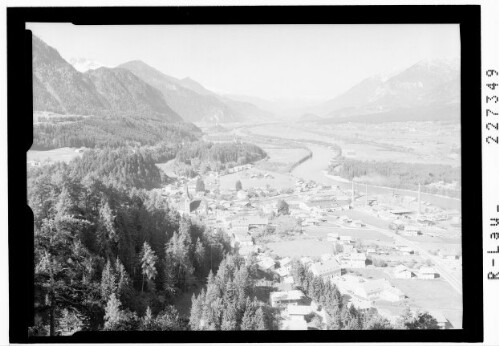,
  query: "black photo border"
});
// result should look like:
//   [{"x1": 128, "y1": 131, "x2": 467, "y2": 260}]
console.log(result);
[{"x1": 7, "y1": 5, "x2": 483, "y2": 344}]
